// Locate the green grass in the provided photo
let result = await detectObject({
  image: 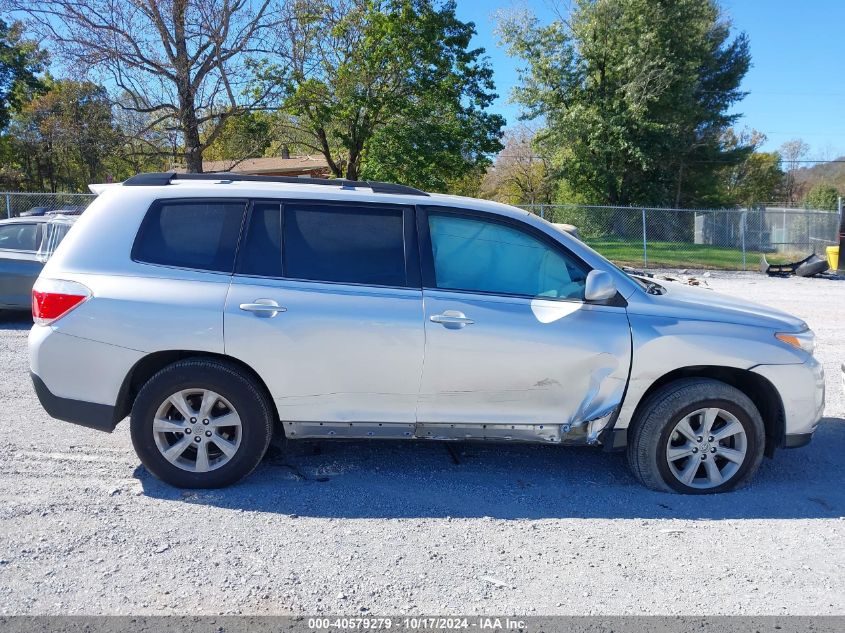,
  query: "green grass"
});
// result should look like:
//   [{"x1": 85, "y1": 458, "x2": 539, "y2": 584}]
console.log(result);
[{"x1": 586, "y1": 238, "x2": 794, "y2": 270}]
